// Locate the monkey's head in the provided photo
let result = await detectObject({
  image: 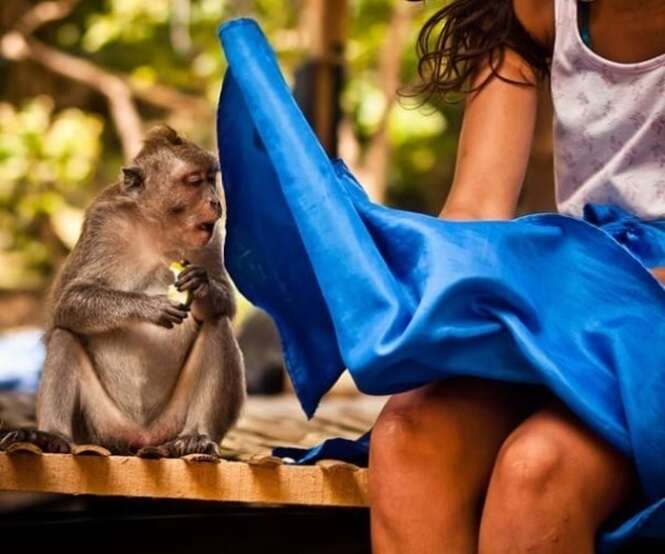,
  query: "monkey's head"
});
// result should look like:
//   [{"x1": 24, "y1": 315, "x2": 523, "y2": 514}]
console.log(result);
[{"x1": 122, "y1": 126, "x2": 223, "y2": 250}]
